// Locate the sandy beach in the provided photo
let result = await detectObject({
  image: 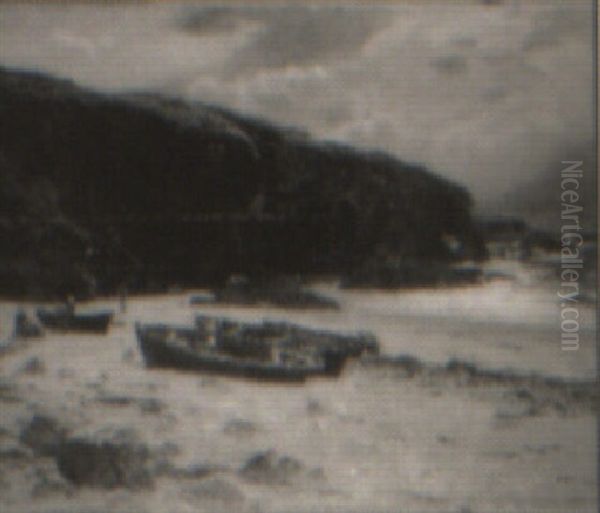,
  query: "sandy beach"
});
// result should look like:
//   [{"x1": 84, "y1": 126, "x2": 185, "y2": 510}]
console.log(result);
[{"x1": 0, "y1": 261, "x2": 597, "y2": 513}]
